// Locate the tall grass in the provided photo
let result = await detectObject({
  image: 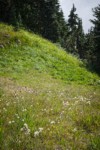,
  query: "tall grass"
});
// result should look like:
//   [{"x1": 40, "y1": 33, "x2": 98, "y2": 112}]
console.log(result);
[
  {"x1": 0, "y1": 75, "x2": 100, "y2": 150},
  {"x1": 0, "y1": 23, "x2": 100, "y2": 149}
]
